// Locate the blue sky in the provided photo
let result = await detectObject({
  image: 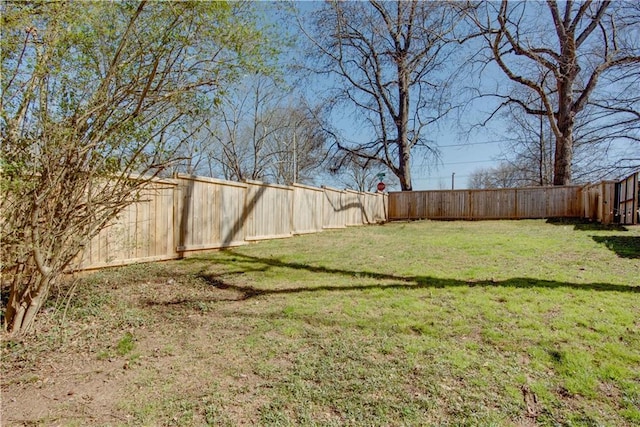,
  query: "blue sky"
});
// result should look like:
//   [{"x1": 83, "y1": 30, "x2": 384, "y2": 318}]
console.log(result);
[
  {"x1": 287, "y1": 1, "x2": 516, "y2": 190},
  {"x1": 278, "y1": 1, "x2": 638, "y2": 191},
  {"x1": 415, "y1": 134, "x2": 504, "y2": 191}
]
